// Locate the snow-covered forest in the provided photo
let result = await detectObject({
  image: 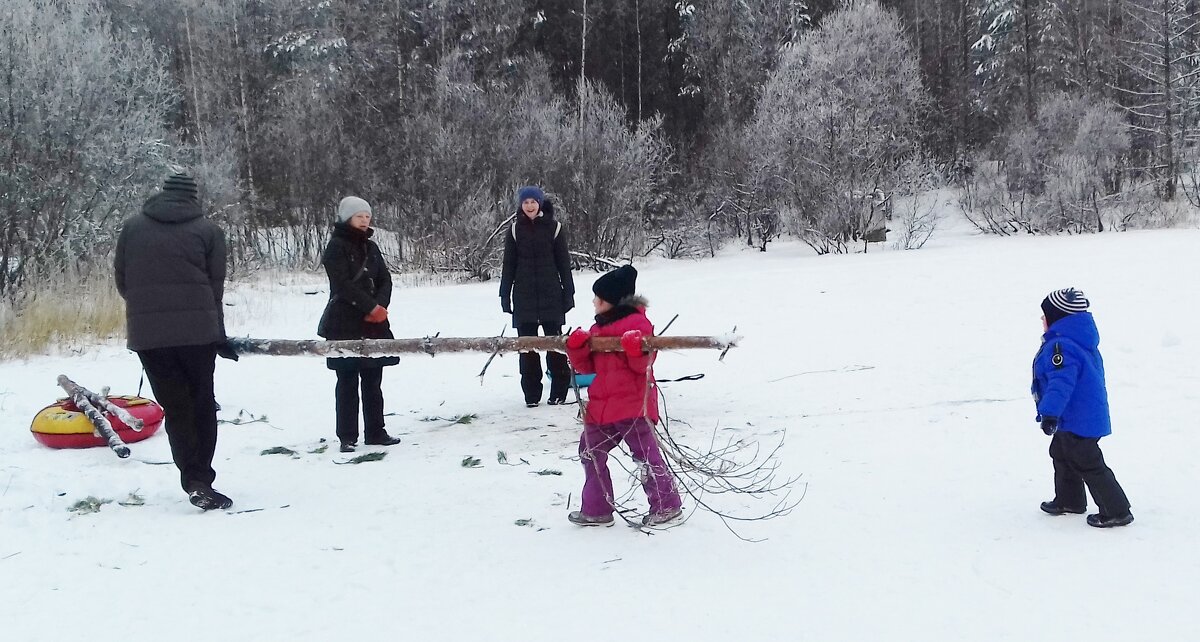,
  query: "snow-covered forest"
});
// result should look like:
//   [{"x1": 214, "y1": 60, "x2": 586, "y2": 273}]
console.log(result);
[{"x1": 3, "y1": 0, "x2": 1199, "y2": 297}]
